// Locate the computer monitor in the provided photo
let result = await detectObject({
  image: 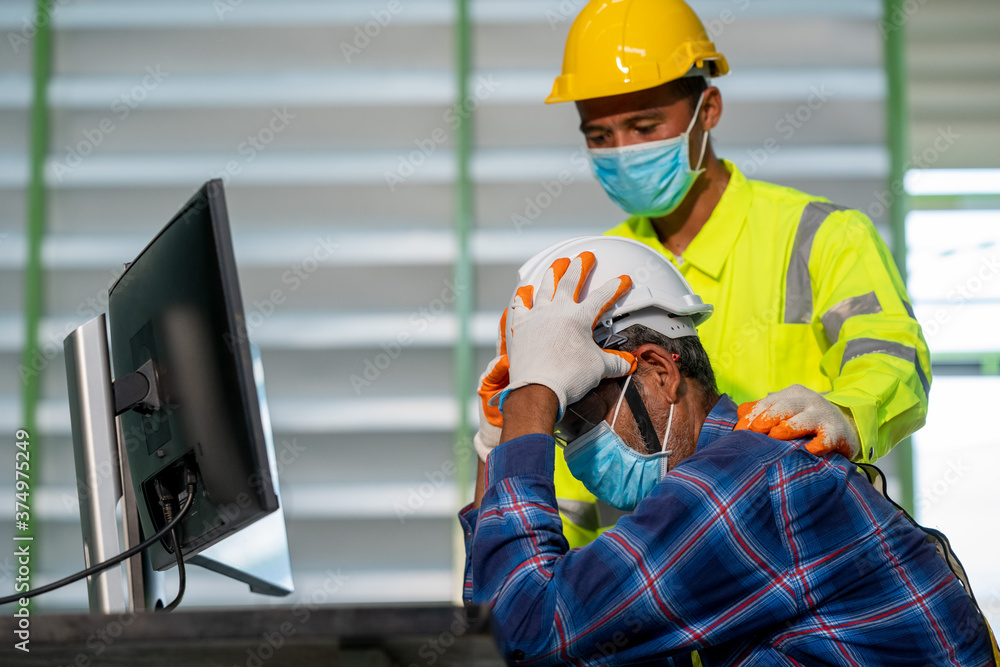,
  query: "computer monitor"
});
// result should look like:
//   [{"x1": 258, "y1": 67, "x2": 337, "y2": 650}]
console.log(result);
[{"x1": 106, "y1": 179, "x2": 280, "y2": 571}]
